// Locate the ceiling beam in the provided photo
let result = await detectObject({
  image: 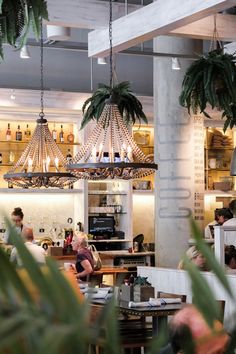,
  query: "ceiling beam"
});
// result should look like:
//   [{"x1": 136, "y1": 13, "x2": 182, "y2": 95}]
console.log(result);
[
  {"x1": 46, "y1": 0, "x2": 141, "y2": 30},
  {"x1": 88, "y1": 0, "x2": 236, "y2": 57},
  {"x1": 170, "y1": 14, "x2": 236, "y2": 42}
]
